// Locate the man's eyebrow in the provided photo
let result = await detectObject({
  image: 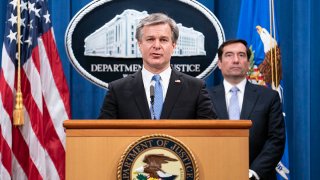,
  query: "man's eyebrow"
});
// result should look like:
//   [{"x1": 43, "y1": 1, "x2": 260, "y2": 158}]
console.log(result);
[{"x1": 224, "y1": 51, "x2": 246, "y2": 54}]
